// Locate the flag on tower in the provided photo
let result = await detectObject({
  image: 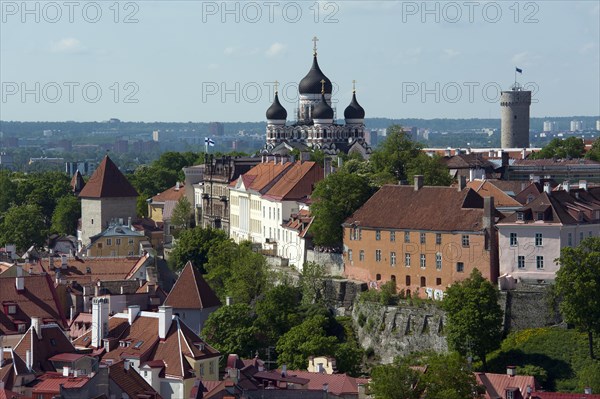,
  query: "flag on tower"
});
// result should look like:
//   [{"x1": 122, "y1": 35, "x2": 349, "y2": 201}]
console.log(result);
[
  {"x1": 204, "y1": 137, "x2": 215, "y2": 147},
  {"x1": 516, "y1": 67, "x2": 523, "y2": 73}
]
